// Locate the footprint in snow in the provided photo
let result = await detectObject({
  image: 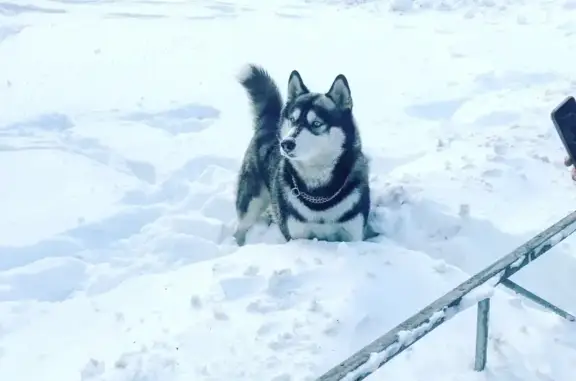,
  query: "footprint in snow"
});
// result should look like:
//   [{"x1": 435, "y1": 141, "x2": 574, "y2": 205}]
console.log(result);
[{"x1": 122, "y1": 103, "x2": 220, "y2": 135}]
